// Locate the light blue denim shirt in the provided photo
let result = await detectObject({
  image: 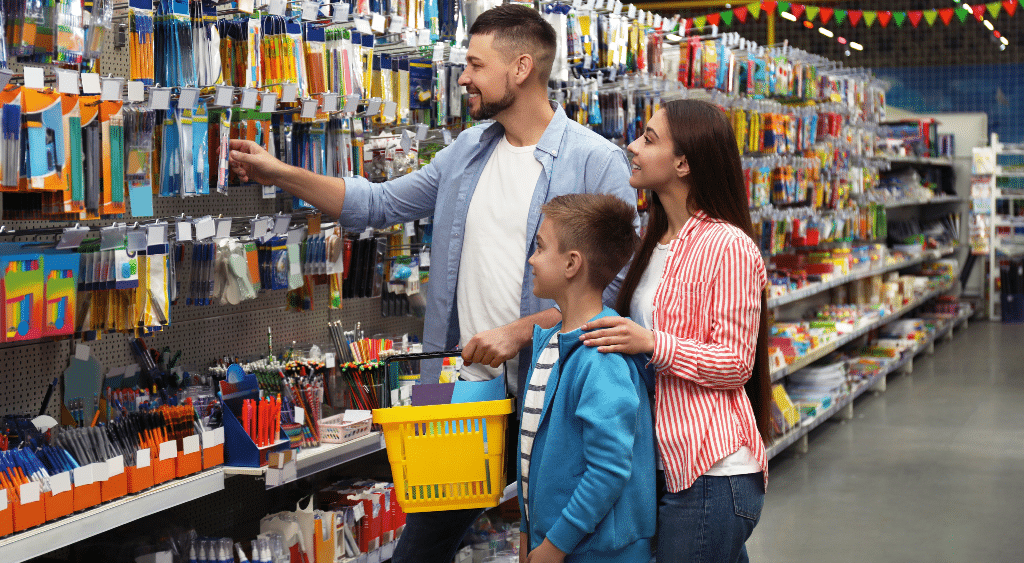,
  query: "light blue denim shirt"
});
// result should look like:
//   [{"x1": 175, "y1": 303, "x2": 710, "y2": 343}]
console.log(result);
[{"x1": 339, "y1": 103, "x2": 635, "y2": 393}]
